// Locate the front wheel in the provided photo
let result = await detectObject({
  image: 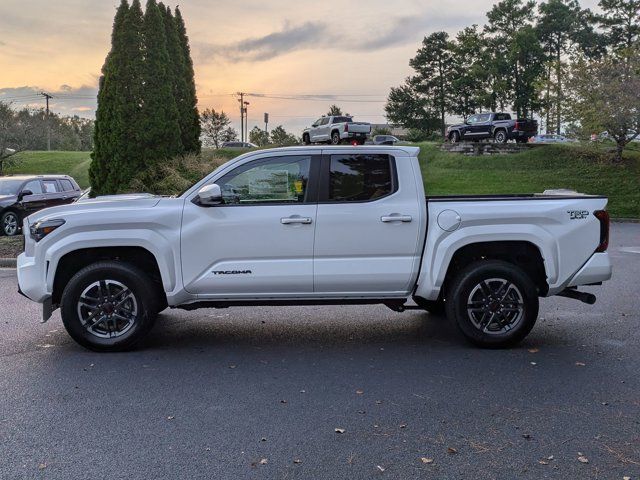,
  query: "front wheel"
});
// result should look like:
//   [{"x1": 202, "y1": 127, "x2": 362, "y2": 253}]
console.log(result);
[
  {"x1": 302, "y1": 134, "x2": 311, "y2": 145},
  {"x1": 2, "y1": 211, "x2": 19, "y2": 236},
  {"x1": 445, "y1": 260, "x2": 539, "y2": 348},
  {"x1": 60, "y1": 261, "x2": 159, "y2": 352},
  {"x1": 450, "y1": 131, "x2": 460, "y2": 143}
]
